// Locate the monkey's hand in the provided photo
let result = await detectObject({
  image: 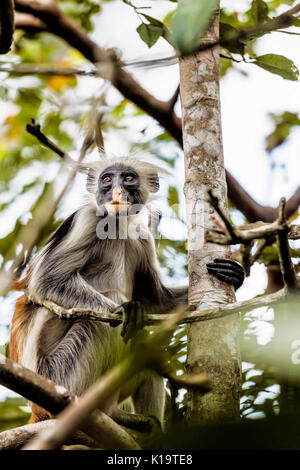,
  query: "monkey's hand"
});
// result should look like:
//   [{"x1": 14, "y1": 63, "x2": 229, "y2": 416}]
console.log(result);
[
  {"x1": 113, "y1": 301, "x2": 146, "y2": 343},
  {"x1": 206, "y1": 258, "x2": 245, "y2": 290}
]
